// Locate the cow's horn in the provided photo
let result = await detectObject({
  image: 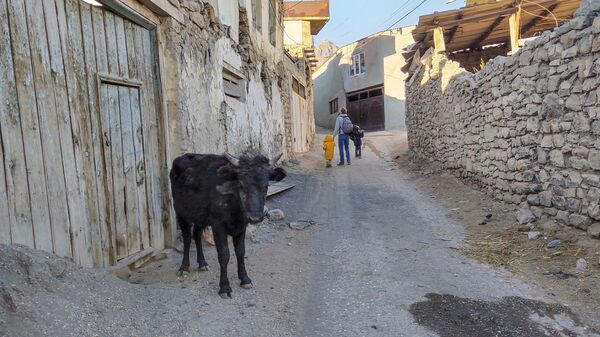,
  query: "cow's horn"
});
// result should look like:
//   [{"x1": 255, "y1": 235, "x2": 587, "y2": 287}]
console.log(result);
[
  {"x1": 271, "y1": 153, "x2": 283, "y2": 165},
  {"x1": 224, "y1": 152, "x2": 240, "y2": 166}
]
